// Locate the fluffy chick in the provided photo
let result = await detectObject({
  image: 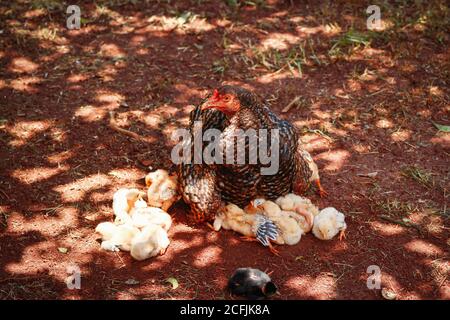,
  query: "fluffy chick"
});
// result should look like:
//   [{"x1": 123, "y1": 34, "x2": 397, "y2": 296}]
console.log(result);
[
  {"x1": 145, "y1": 169, "x2": 180, "y2": 211},
  {"x1": 214, "y1": 204, "x2": 280, "y2": 255},
  {"x1": 112, "y1": 188, "x2": 145, "y2": 225},
  {"x1": 213, "y1": 203, "x2": 255, "y2": 237},
  {"x1": 131, "y1": 197, "x2": 148, "y2": 211},
  {"x1": 275, "y1": 193, "x2": 319, "y2": 232},
  {"x1": 130, "y1": 224, "x2": 170, "y2": 261},
  {"x1": 312, "y1": 207, "x2": 347, "y2": 240},
  {"x1": 95, "y1": 222, "x2": 140, "y2": 252},
  {"x1": 228, "y1": 268, "x2": 277, "y2": 300},
  {"x1": 246, "y1": 199, "x2": 303, "y2": 246},
  {"x1": 131, "y1": 206, "x2": 172, "y2": 231}
]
